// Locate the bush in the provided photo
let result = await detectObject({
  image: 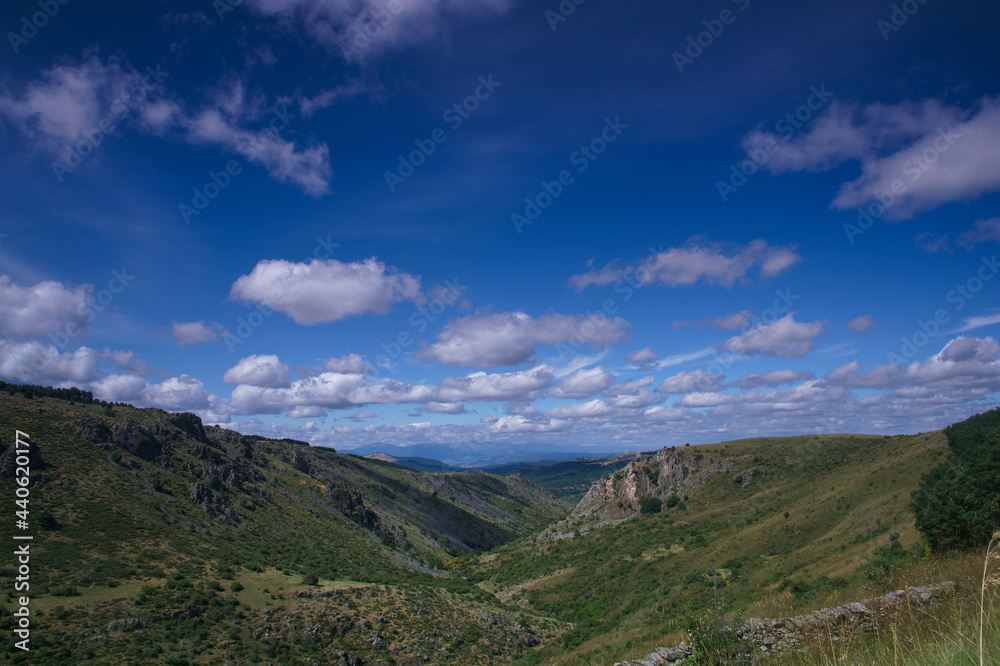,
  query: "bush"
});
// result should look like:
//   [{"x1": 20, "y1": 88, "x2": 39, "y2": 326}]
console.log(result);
[
  {"x1": 639, "y1": 496, "x2": 662, "y2": 514},
  {"x1": 913, "y1": 409, "x2": 1000, "y2": 550},
  {"x1": 230, "y1": 581, "x2": 244, "y2": 592},
  {"x1": 302, "y1": 574, "x2": 319, "y2": 586}
]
